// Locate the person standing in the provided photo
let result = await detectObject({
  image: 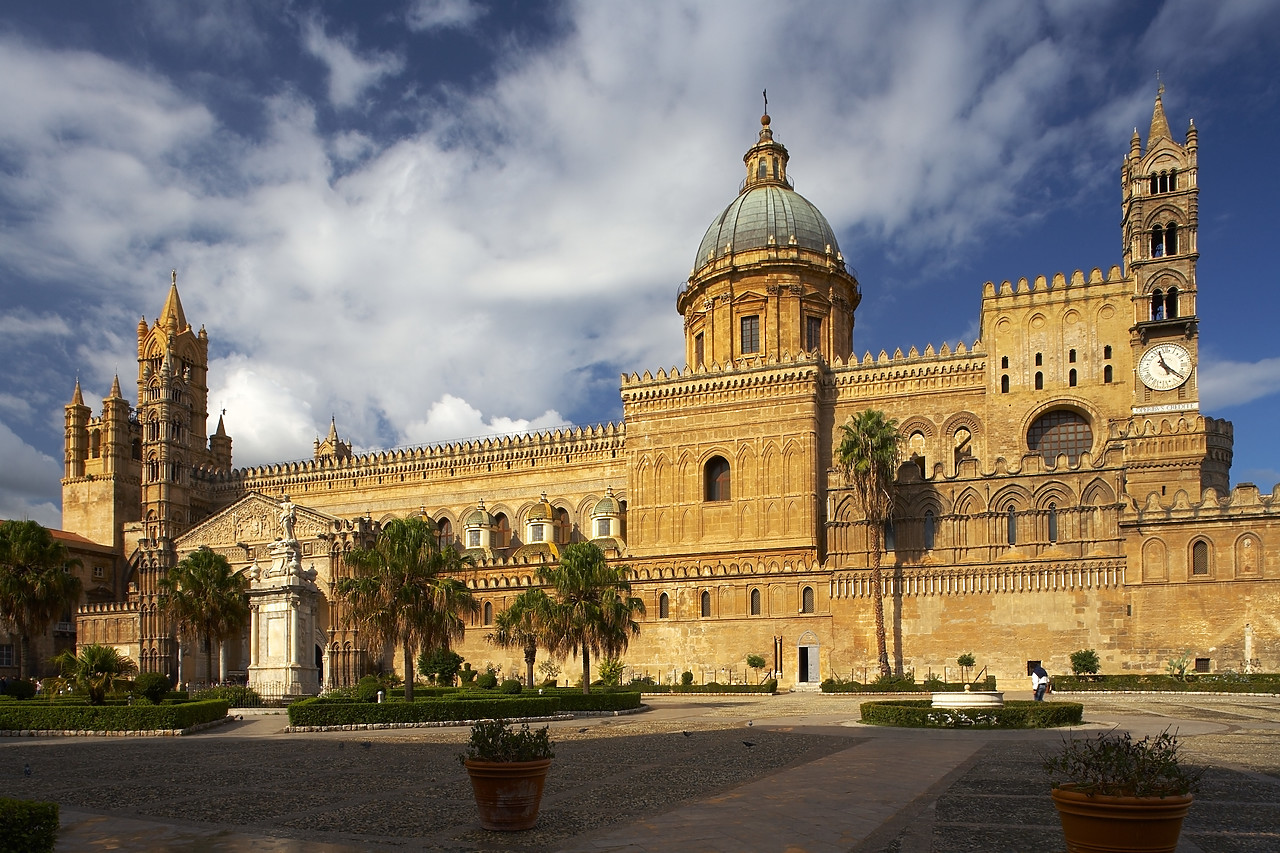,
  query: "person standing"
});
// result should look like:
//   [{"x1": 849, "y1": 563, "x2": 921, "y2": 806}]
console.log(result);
[{"x1": 1031, "y1": 664, "x2": 1049, "y2": 702}]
